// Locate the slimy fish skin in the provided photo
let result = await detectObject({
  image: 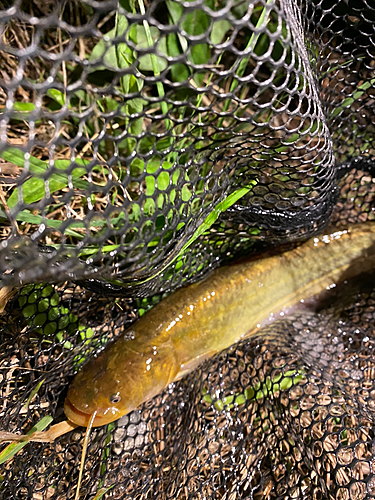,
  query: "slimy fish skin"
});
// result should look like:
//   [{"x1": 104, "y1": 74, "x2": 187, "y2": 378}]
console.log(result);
[{"x1": 64, "y1": 224, "x2": 375, "y2": 427}]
